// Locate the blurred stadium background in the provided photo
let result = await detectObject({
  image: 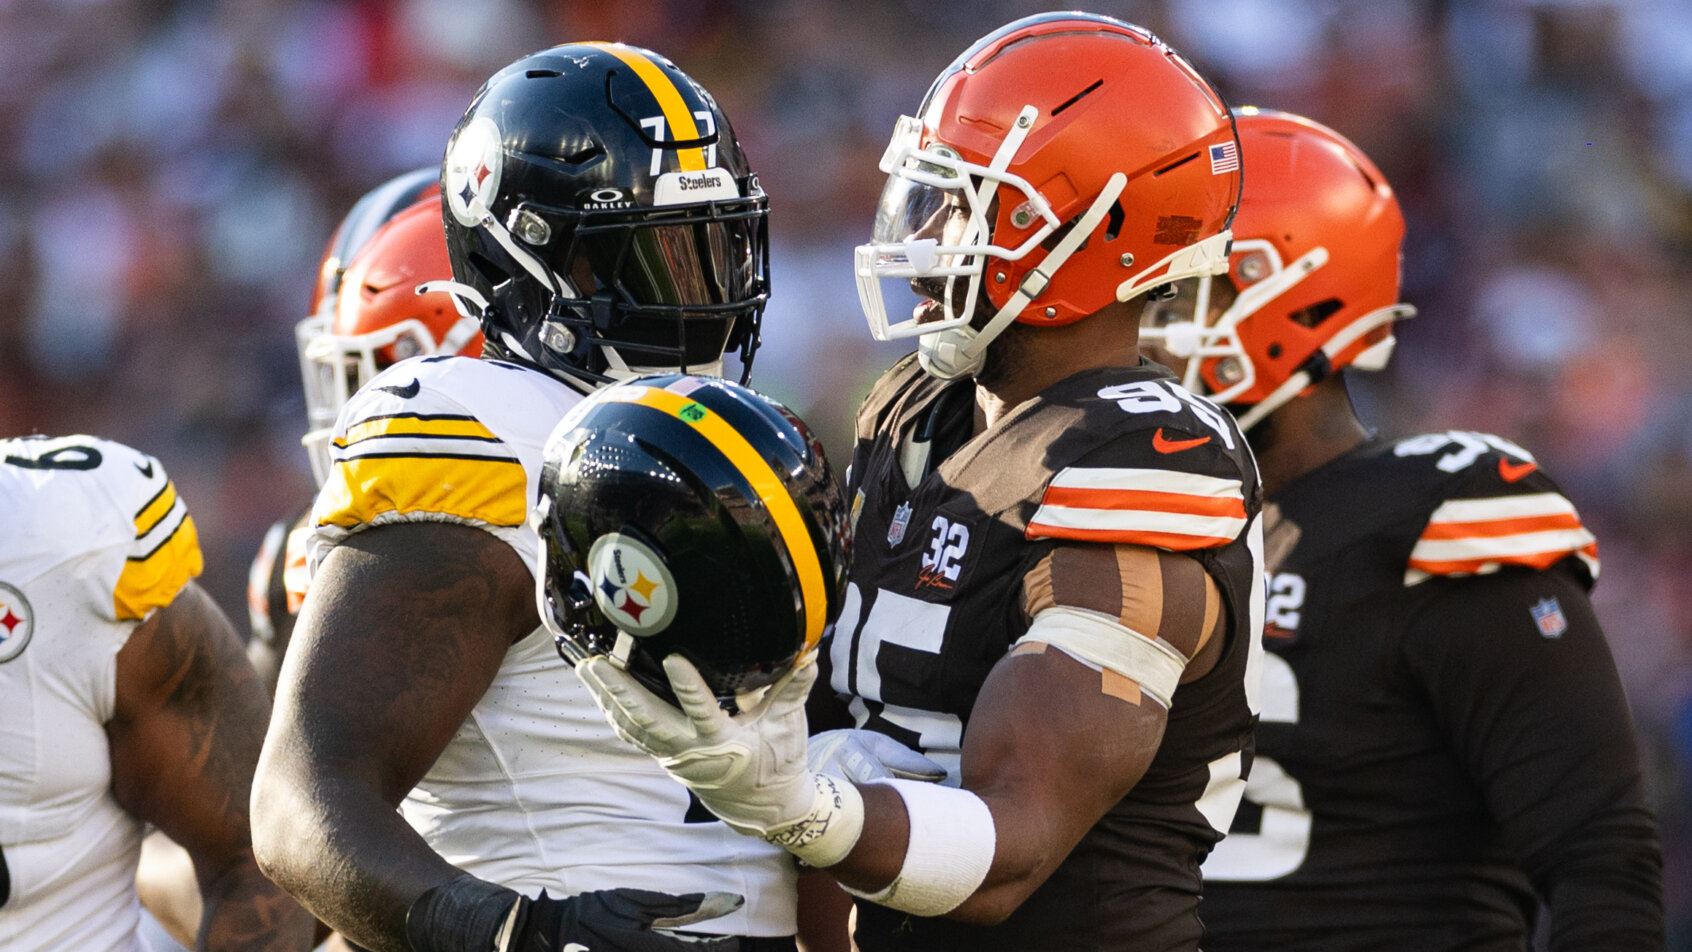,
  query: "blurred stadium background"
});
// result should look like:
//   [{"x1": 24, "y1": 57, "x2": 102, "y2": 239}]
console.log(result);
[{"x1": 2, "y1": 0, "x2": 1687, "y2": 942}]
